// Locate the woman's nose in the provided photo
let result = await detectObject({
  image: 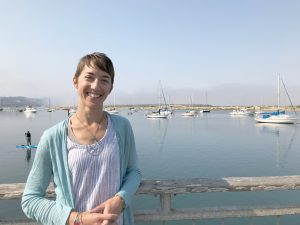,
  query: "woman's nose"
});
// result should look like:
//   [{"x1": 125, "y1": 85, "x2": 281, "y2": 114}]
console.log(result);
[{"x1": 91, "y1": 79, "x2": 100, "y2": 89}]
